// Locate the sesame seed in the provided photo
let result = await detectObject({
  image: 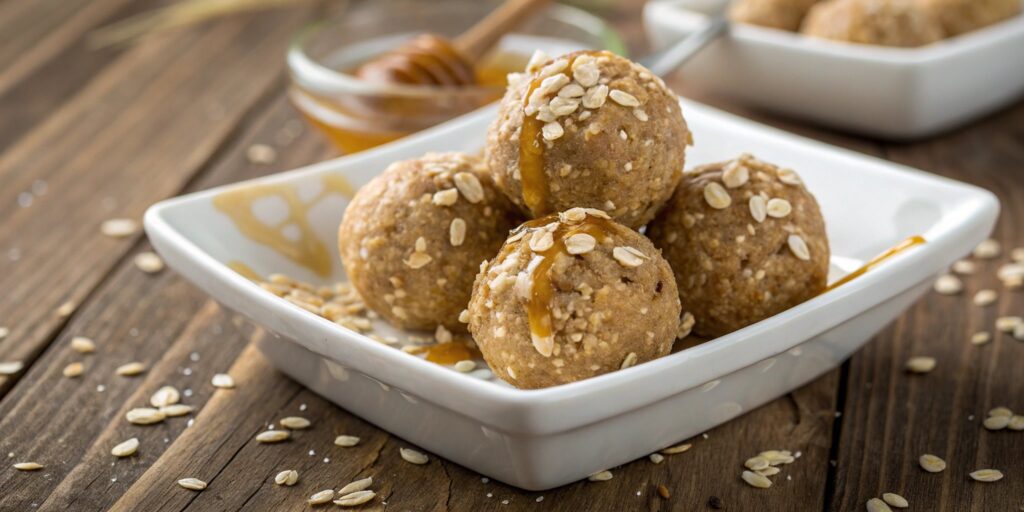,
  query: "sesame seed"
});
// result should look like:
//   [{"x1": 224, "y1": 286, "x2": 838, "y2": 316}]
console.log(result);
[
  {"x1": 905, "y1": 356, "x2": 936, "y2": 373},
  {"x1": 134, "y1": 252, "x2": 164, "y2": 274},
  {"x1": 882, "y1": 492, "x2": 908, "y2": 508},
  {"x1": 741, "y1": 470, "x2": 772, "y2": 489},
  {"x1": 101, "y1": 218, "x2": 138, "y2": 238},
  {"x1": 62, "y1": 362, "x2": 84, "y2": 378},
  {"x1": 787, "y1": 235, "x2": 811, "y2": 261},
  {"x1": 766, "y1": 198, "x2": 792, "y2": 218},
  {"x1": 657, "y1": 484, "x2": 670, "y2": 499},
  {"x1": 126, "y1": 408, "x2": 166, "y2": 425},
  {"x1": 449, "y1": 218, "x2": 467, "y2": 247},
  {"x1": 335, "y1": 490, "x2": 376, "y2": 506},
  {"x1": 703, "y1": 182, "x2": 731, "y2": 209},
  {"x1": 588, "y1": 470, "x2": 613, "y2": 482},
  {"x1": 274, "y1": 469, "x2": 299, "y2": 486},
  {"x1": 919, "y1": 454, "x2": 946, "y2": 472},
  {"x1": 400, "y1": 447, "x2": 429, "y2": 465},
  {"x1": 335, "y1": 435, "x2": 360, "y2": 447},
  {"x1": 404, "y1": 252, "x2": 432, "y2": 269},
  {"x1": 111, "y1": 438, "x2": 139, "y2": 457},
  {"x1": 933, "y1": 274, "x2": 963, "y2": 295},
  {"x1": 633, "y1": 109, "x2": 648, "y2": 121},
  {"x1": 211, "y1": 373, "x2": 235, "y2": 389},
  {"x1": 279, "y1": 416, "x2": 311, "y2": 430},
  {"x1": 969, "y1": 469, "x2": 1003, "y2": 482},
  {"x1": 255, "y1": 430, "x2": 290, "y2": 443},
  {"x1": 973, "y1": 239, "x2": 1001, "y2": 259},
  {"x1": 70, "y1": 336, "x2": 96, "y2": 353},
  {"x1": 308, "y1": 489, "x2": 335, "y2": 505},
  {"x1": 115, "y1": 361, "x2": 146, "y2": 377}
]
